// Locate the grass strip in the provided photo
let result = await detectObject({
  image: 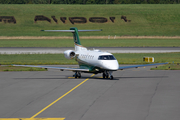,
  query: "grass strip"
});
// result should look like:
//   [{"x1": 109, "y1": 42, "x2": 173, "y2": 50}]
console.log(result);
[
  {"x1": 0, "y1": 4, "x2": 180, "y2": 36},
  {"x1": 114, "y1": 53, "x2": 180, "y2": 64},
  {"x1": 0, "y1": 39, "x2": 180, "y2": 47},
  {"x1": 0, "y1": 66, "x2": 47, "y2": 72},
  {"x1": 0, "y1": 53, "x2": 179, "y2": 65},
  {"x1": 151, "y1": 64, "x2": 180, "y2": 70}
]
